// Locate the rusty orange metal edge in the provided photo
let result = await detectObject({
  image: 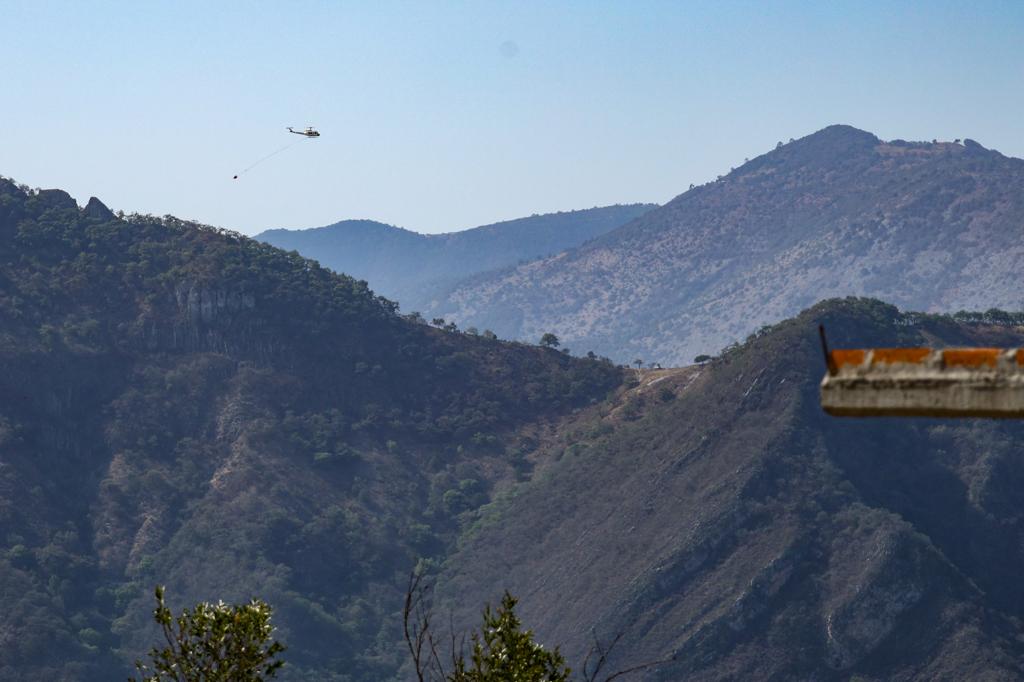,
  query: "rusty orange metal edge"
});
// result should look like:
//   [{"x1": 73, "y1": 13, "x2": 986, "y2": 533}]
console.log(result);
[
  {"x1": 830, "y1": 349, "x2": 865, "y2": 368},
  {"x1": 870, "y1": 348, "x2": 931, "y2": 365},
  {"x1": 942, "y1": 348, "x2": 1000, "y2": 368},
  {"x1": 829, "y1": 347, "x2": 1022, "y2": 370}
]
